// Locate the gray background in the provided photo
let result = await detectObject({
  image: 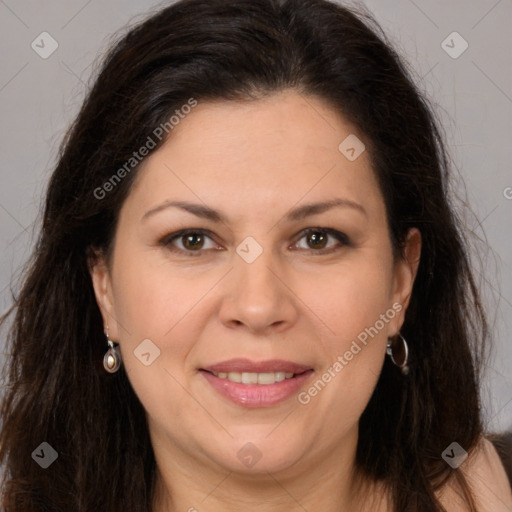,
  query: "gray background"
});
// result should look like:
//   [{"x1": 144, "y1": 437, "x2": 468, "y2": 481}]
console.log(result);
[{"x1": 0, "y1": 0, "x2": 511, "y2": 432}]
